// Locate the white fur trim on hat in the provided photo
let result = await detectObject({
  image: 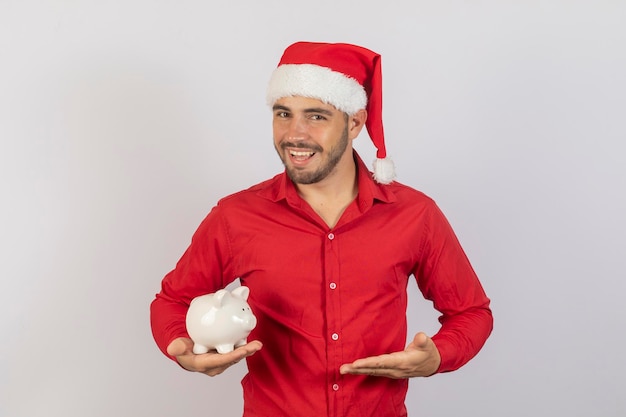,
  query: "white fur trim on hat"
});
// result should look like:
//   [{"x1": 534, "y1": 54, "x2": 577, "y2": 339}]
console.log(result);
[
  {"x1": 266, "y1": 64, "x2": 367, "y2": 115},
  {"x1": 372, "y1": 157, "x2": 396, "y2": 184}
]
